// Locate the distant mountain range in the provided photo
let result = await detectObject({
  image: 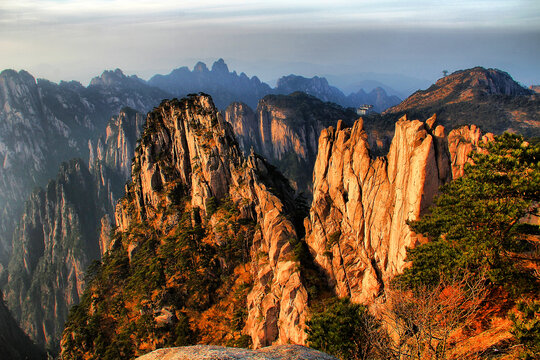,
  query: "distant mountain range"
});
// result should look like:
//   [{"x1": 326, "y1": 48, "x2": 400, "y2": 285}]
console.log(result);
[{"x1": 148, "y1": 58, "x2": 401, "y2": 111}]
